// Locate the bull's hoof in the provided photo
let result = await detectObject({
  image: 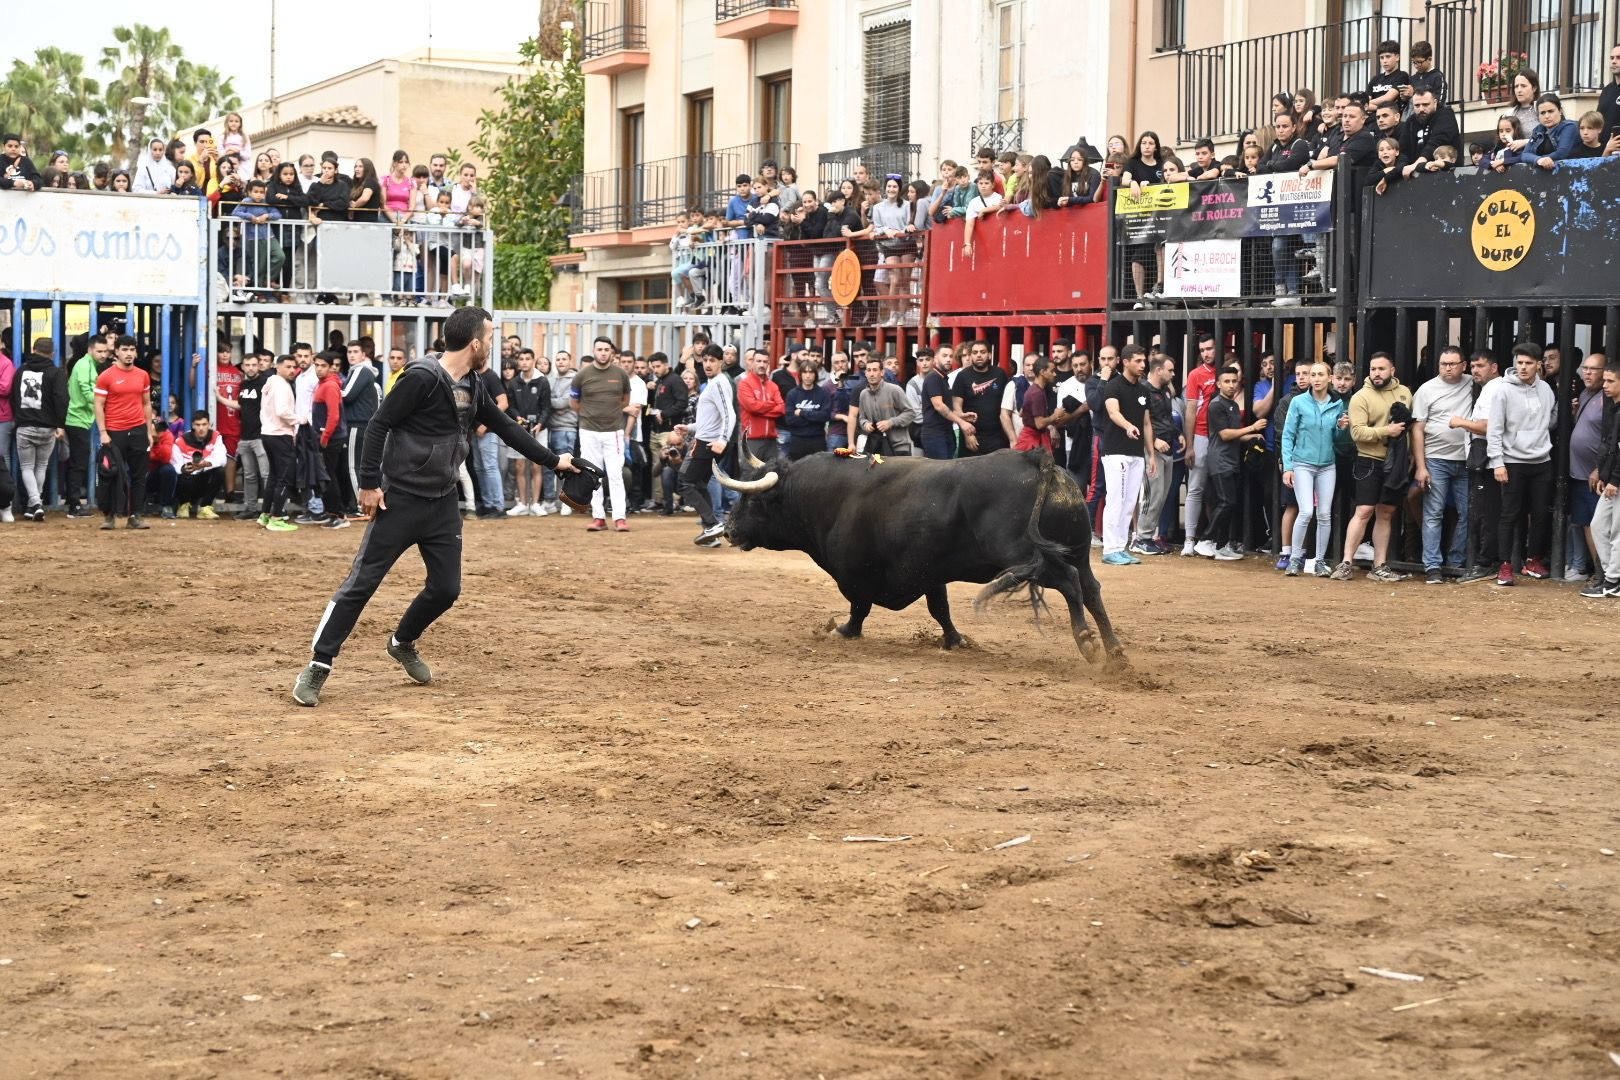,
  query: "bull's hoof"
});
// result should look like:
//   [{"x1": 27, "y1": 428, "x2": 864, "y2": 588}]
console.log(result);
[
  {"x1": 835, "y1": 622, "x2": 862, "y2": 640},
  {"x1": 940, "y1": 631, "x2": 965, "y2": 650},
  {"x1": 1077, "y1": 630, "x2": 1103, "y2": 665},
  {"x1": 1103, "y1": 648, "x2": 1130, "y2": 672}
]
